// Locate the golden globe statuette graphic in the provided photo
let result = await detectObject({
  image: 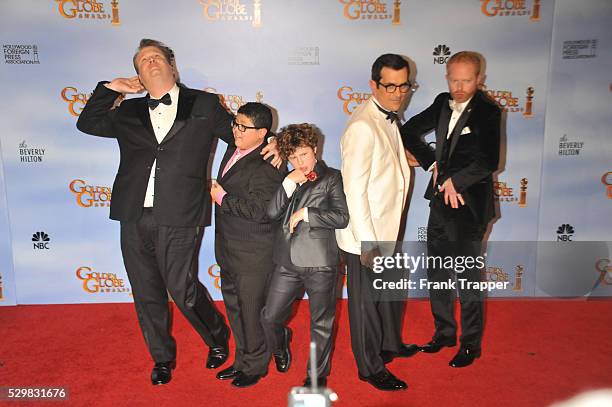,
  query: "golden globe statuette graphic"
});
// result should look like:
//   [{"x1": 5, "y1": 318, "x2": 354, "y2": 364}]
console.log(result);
[
  {"x1": 513, "y1": 265, "x2": 524, "y2": 291},
  {"x1": 208, "y1": 264, "x2": 221, "y2": 290},
  {"x1": 602, "y1": 171, "x2": 612, "y2": 199},
  {"x1": 518, "y1": 178, "x2": 528, "y2": 207},
  {"x1": 530, "y1": 0, "x2": 540, "y2": 21},
  {"x1": 392, "y1": 0, "x2": 401, "y2": 25},
  {"x1": 595, "y1": 259, "x2": 612, "y2": 285},
  {"x1": 255, "y1": 90, "x2": 264, "y2": 103},
  {"x1": 0, "y1": 274, "x2": 3, "y2": 300},
  {"x1": 111, "y1": 0, "x2": 120, "y2": 25},
  {"x1": 523, "y1": 86, "x2": 534, "y2": 117},
  {"x1": 252, "y1": 0, "x2": 261, "y2": 27}
]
